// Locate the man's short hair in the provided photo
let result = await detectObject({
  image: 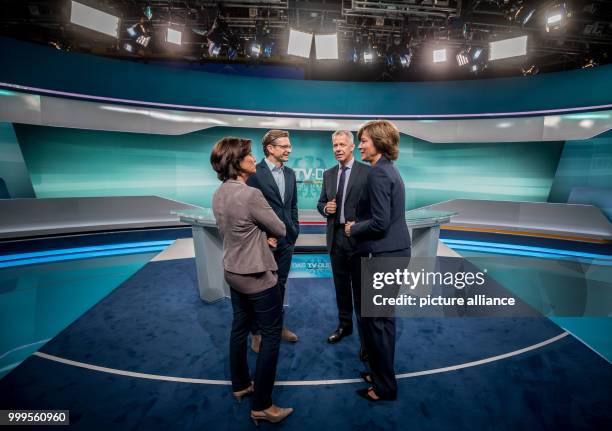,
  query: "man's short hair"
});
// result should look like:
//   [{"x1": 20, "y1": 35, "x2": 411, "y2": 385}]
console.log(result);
[
  {"x1": 331, "y1": 130, "x2": 354, "y2": 145},
  {"x1": 210, "y1": 137, "x2": 252, "y2": 181},
  {"x1": 357, "y1": 120, "x2": 400, "y2": 161},
  {"x1": 262, "y1": 129, "x2": 290, "y2": 156}
]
